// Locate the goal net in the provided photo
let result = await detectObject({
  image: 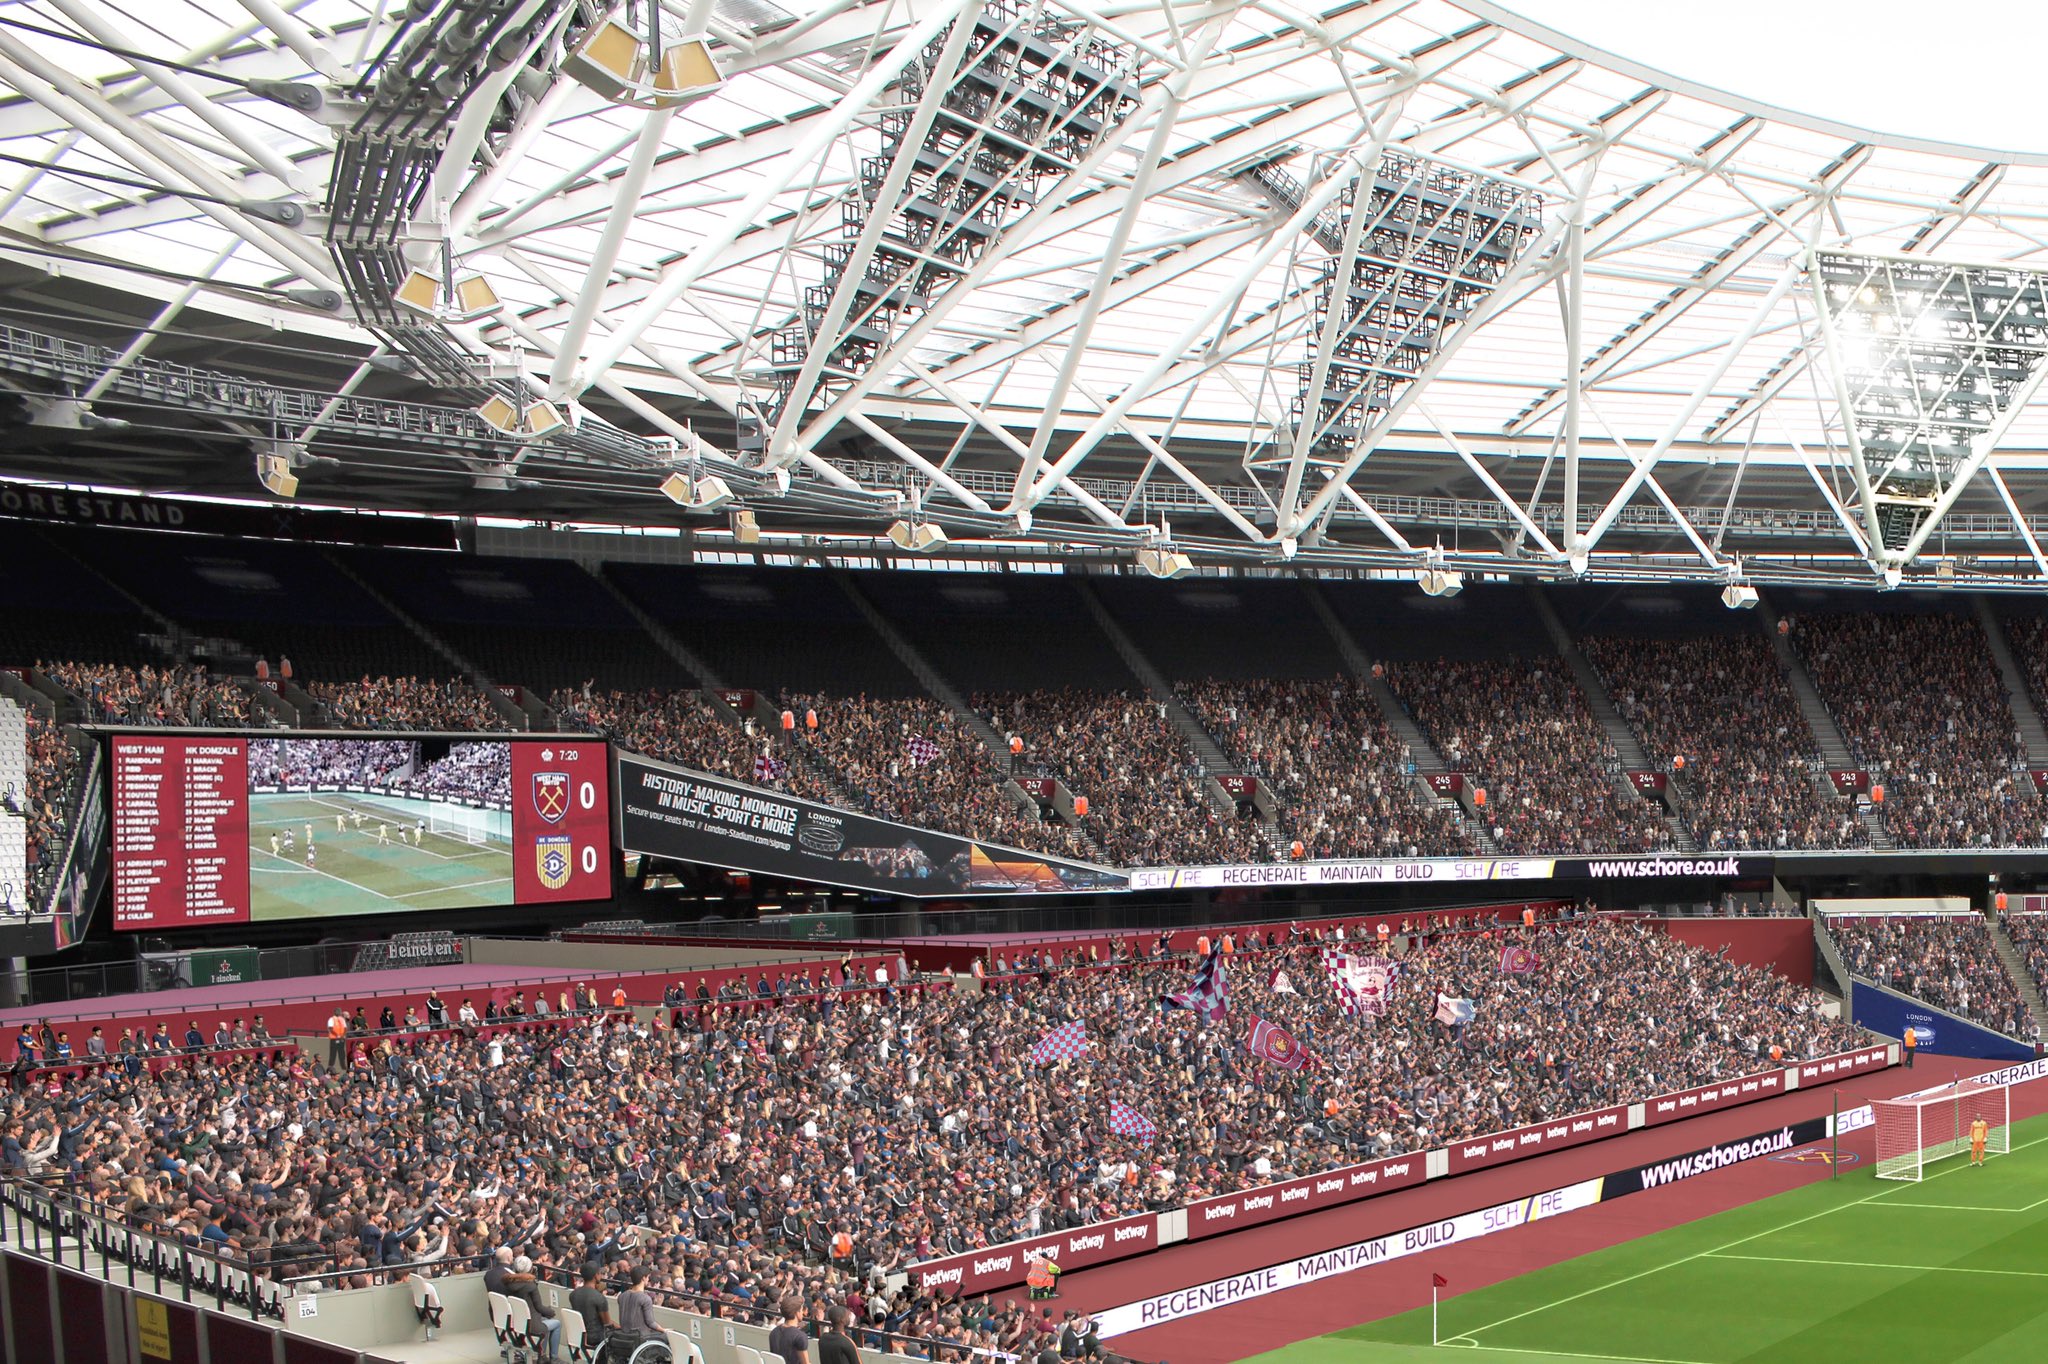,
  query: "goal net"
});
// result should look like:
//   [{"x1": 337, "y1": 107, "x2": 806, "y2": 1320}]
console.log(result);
[
  {"x1": 427, "y1": 803, "x2": 491, "y2": 846},
  {"x1": 1873, "y1": 1077, "x2": 2013, "y2": 1181}
]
